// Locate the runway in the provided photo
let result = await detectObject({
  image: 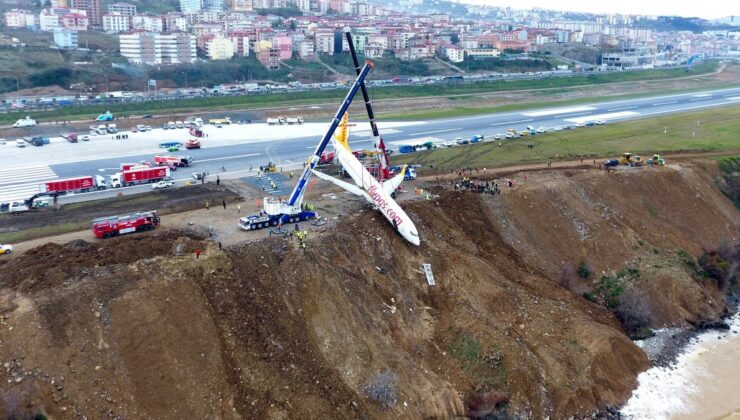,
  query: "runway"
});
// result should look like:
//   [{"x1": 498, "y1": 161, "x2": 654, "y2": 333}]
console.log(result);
[{"x1": 1, "y1": 86, "x2": 739, "y2": 204}]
